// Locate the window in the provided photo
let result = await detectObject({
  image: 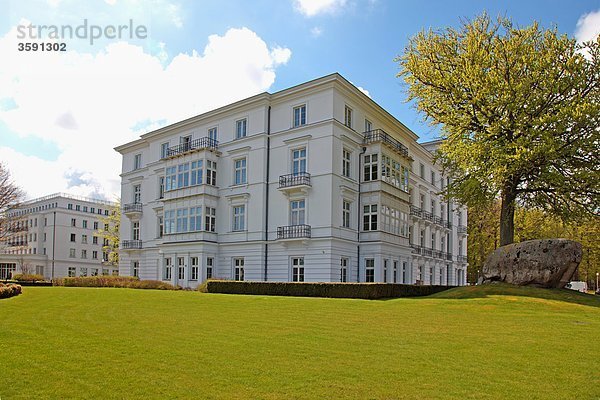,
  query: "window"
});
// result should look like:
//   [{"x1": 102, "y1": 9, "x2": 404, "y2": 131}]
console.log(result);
[
  {"x1": 161, "y1": 142, "x2": 169, "y2": 159},
  {"x1": 178, "y1": 257, "x2": 185, "y2": 280},
  {"x1": 189, "y1": 207, "x2": 202, "y2": 231},
  {"x1": 431, "y1": 232, "x2": 436, "y2": 250},
  {"x1": 190, "y1": 257, "x2": 199, "y2": 280},
  {"x1": 90, "y1": 207, "x2": 95, "y2": 214},
  {"x1": 459, "y1": 238, "x2": 463, "y2": 256},
  {"x1": 157, "y1": 215, "x2": 164, "y2": 238},
  {"x1": 208, "y1": 127, "x2": 218, "y2": 142},
  {"x1": 44, "y1": 218, "x2": 47, "y2": 226},
  {"x1": 419, "y1": 163, "x2": 425, "y2": 179},
  {"x1": 177, "y1": 163, "x2": 189, "y2": 188},
  {"x1": 420, "y1": 229, "x2": 425, "y2": 247},
  {"x1": 363, "y1": 204, "x2": 377, "y2": 231},
  {"x1": 232, "y1": 205, "x2": 245, "y2": 231},
  {"x1": 340, "y1": 258, "x2": 348, "y2": 282},
  {"x1": 82, "y1": 207, "x2": 87, "y2": 213},
  {"x1": 363, "y1": 154, "x2": 378, "y2": 181},
  {"x1": 134, "y1": 184, "x2": 141, "y2": 204},
  {"x1": 166, "y1": 166, "x2": 177, "y2": 191},
  {"x1": 206, "y1": 160, "x2": 217, "y2": 185},
  {"x1": 292, "y1": 148, "x2": 306, "y2": 175},
  {"x1": 191, "y1": 160, "x2": 203, "y2": 186},
  {"x1": 81, "y1": 250, "x2": 87, "y2": 259},
  {"x1": 93, "y1": 221, "x2": 98, "y2": 230},
  {"x1": 176, "y1": 209, "x2": 188, "y2": 233},
  {"x1": 81, "y1": 220, "x2": 87, "y2": 229},
  {"x1": 92, "y1": 250, "x2": 98, "y2": 259},
  {"x1": 292, "y1": 257, "x2": 304, "y2": 282},
  {"x1": 234, "y1": 158, "x2": 247, "y2": 185},
  {"x1": 98, "y1": 208, "x2": 102, "y2": 215},
  {"x1": 293, "y1": 104, "x2": 306, "y2": 127},
  {"x1": 431, "y1": 170, "x2": 436, "y2": 186},
  {"x1": 163, "y1": 258, "x2": 172, "y2": 280},
  {"x1": 68, "y1": 203, "x2": 73, "y2": 210},
  {"x1": 383, "y1": 259, "x2": 389, "y2": 283},
  {"x1": 206, "y1": 257, "x2": 214, "y2": 279},
  {"x1": 402, "y1": 261, "x2": 408, "y2": 284},
  {"x1": 82, "y1": 234, "x2": 87, "y2": 244},
  {"x1": 290, "y1": 199, "x2": 306, "y2": 225},
  {"x1": 68, "y1": 267, "x2": 76, "y2": 277},
  {"x1": 420, "y1": 194, "x2": 425, "y2": 210},
  {"x1": 365, "y1": 119, "x2": 372, "y2": 132},
  {"x1": 181, "y1": 135, "x2": 192, "y2": 151},
  {"x1": 70, "y1": 233, "x2": 76, "y2": 242},
  {"x1": 236, "y1": 118, "x2": 247, "y2": 139},
  {"x1": 344, "y1": 105, "x2": 353, "y2": 128},
  {"x1": 79, "y1": 267, "x2": 87, "y2": 277},
  {"x1": 134, "y1": 153, "x2": 142, "y2": 170},
  {"x1": 234, "y1": 258, "x2": 244, "y2": 281},
  {"x1": 342, "y1": 148, "x2": 351, "y2": 178},
  {"x1": 205, "y1": 207, "x2": 216, "y2": 232},
  {"x1": 76, "y1": 205, "x2": 80, "y2": 211},
  {"x1": 104, "y1": 223, "x2": 109, "y2": 231},
  {"x1": 102, "y1": 268, "x2": 109, "y2": 276},
  {"x1": 342, "y1": 200, "x2": 351, "y2": 228},
  {"x1": 43, "y1": 233, "x2": 47, "y2": 242},
  {"x1": 365, "y1": 259, "x2": 375, "y2": 282},
  {"x1": 71, "y1": 218, "x2": 76, "y2": 227},
  {"x1": 164, "y1": 210, "x2": 175, "y2": 234},
  {"x1": 431, "y1": 199, "x2": 436, "y2": 216},
  {"x1": 133, "y1": 221, "x2": 140, "y2": 240},
  {"x1": 393, "y1": 261, "x2": 398, "y2": 283},
  {"x1": 159, "y1": 176, "x2": 165, "y2": 199}
]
